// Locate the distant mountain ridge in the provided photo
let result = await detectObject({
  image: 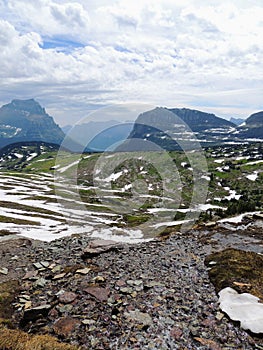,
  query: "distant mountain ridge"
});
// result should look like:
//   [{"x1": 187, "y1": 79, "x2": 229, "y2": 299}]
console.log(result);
[
  {"x1": 230, "y1": 117, "x2": 244, "y2": 126},
  {"x1": 168, "y1": 108, "x2": 235, "y2": 131},
  {"x1": 0, "y1": 99, "x2": 262, "y2": 152},
  {"x1": 127, "y1": 107, "x2": 263, "y2": 150},
  {"x1": 235, "y1": 111, "x2": 263, "y2": 139},
  {"x1": 246, "y1": 111, "x2": 263, "y2": 126},
  {"x1": 0, "y1": 99, "x2": 64, "y2": 148}
]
